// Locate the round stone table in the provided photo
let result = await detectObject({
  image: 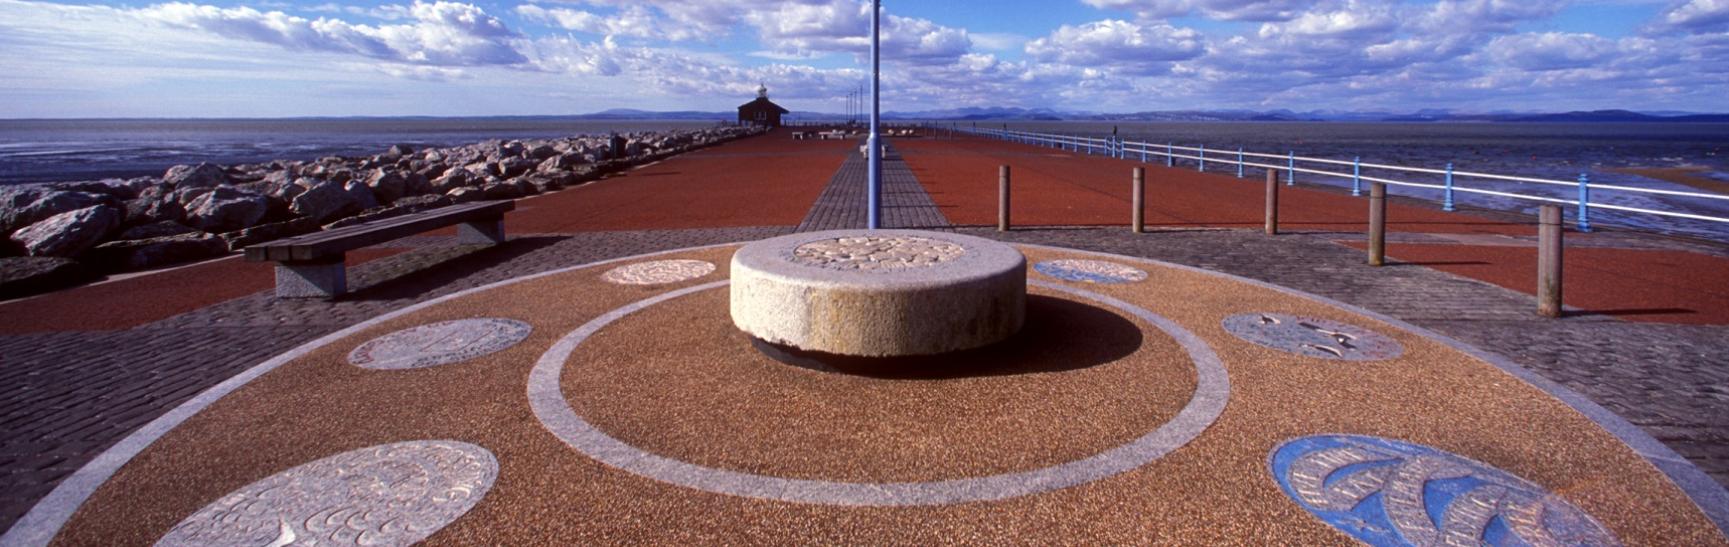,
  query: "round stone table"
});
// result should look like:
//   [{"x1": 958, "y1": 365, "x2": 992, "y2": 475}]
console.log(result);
[{"x1": 730, "y1": 229, "x2": 1027, "y2": 357}]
